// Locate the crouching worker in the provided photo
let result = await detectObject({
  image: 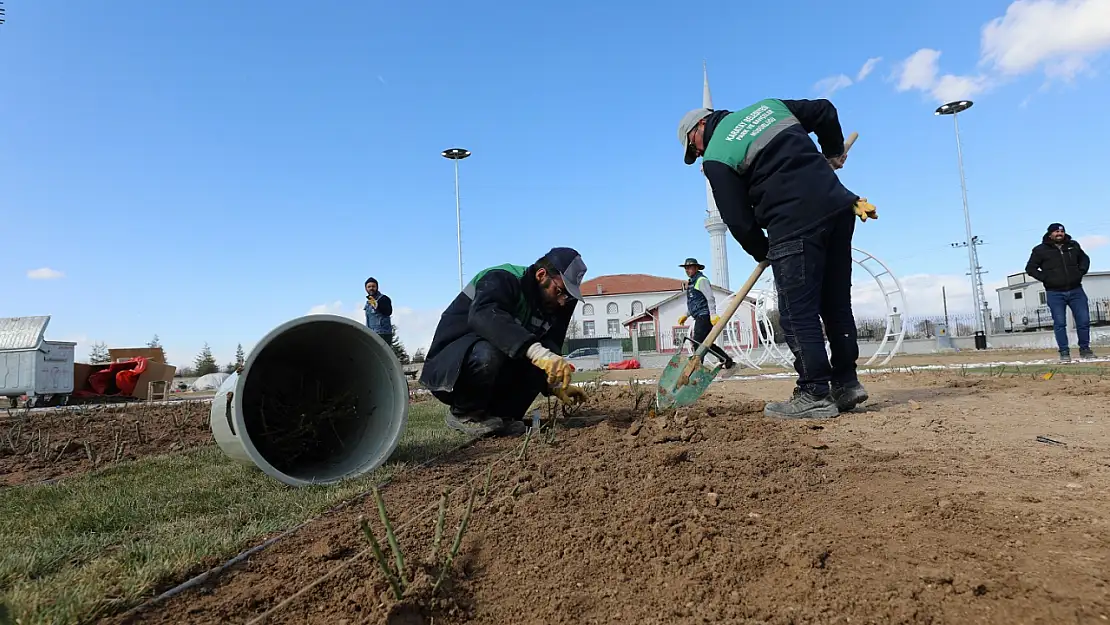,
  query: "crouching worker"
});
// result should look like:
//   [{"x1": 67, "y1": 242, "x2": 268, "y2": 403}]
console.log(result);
[{"x1": 420, "y1": 247, "x2": 590, "y2": 437}]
